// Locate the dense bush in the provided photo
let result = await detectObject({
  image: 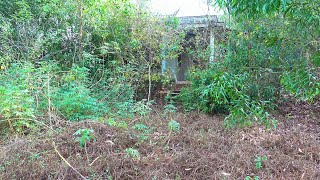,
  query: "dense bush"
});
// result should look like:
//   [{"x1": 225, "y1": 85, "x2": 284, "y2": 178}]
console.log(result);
[
  {"x1": 0, "y1": 64, "x2": 36, "y2": 132},
  {"x1": 0, "y1": 0, "x2": 319, "y2": 132},
  {"x1": 0, "y1": 62, "x2": 139, "y2": 131},
  {"x1": 0, "y1": 0, "x2": 185, "y2": 133},
  {"x1": 52, "y1": 66, "x2": 105, "y2": 121},
  {"x1": 177, "y1": 0, "x2": 320, "y2": 128},
  {"x1": 281, "y1": 67, "x2": 320, "y2": 101},
  {"x1": 179, "y1": 65, "x2": 275, "y2": 128}
]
